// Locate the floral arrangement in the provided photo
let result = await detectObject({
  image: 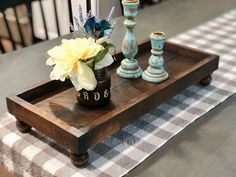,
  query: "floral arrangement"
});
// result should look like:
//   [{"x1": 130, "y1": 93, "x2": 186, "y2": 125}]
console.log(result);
[{"x1": 46, "y1": 6, "x2": 116, "y2": 91}]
